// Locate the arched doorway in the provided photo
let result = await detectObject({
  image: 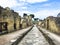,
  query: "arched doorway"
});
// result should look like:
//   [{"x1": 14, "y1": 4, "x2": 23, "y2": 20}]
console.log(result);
[
  {"x1": 47, "y1": 19, "x2": 49, "y2": 29},
  {"x1": 0, "y1": 22, "x2": 8, "y2": 32},
  {"x1": 14, "y1": 23, "x2": 16, "y2": 30},
  {"x1": 20, "y1": 24, "x2": 22, "y2": 29},
  {"x1": 0, "y1": 23, "x2": 2, "y2": 32}
]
